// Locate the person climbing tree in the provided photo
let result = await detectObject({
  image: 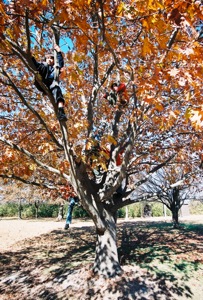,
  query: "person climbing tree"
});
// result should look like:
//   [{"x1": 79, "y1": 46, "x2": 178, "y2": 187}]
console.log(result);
[
  {"x1": 32, "y1": 44, "x2": 67, "y2": 121},
  {"x1": 103, "y1": 82, "x2": 129, "y2": 106},
  {"x1": 85, "y1": 125, "x2": 110, "y2": 179},
  {"x1": 64, "y1": 196, "x2": 79, "y2": 229},
  {"x1": 85, "y1": 131, "x2": 124, "y2": 181}
]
